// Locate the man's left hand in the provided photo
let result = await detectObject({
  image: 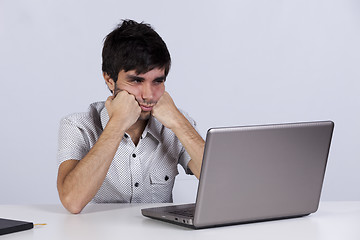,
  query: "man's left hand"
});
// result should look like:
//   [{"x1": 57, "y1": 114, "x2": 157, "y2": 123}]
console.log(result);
[{"x1": 151, "y1": 91, "x2": 182, "y2": 130}]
